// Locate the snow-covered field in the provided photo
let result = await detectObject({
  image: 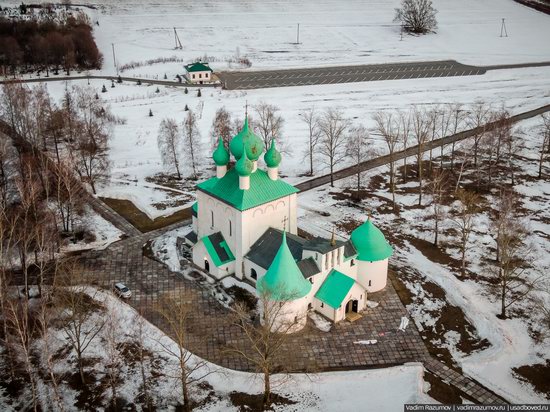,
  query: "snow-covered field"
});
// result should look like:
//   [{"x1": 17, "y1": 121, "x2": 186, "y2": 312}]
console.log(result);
[
  {"x1": 6, "y1": 289, "x2": 433, "y2": 411},
  {"x1": 42, "y1": 65, "x2": 550, "y2": 218},
  {"x1": 5, "y1": 0, "x2": 547, "y2": 76}
]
